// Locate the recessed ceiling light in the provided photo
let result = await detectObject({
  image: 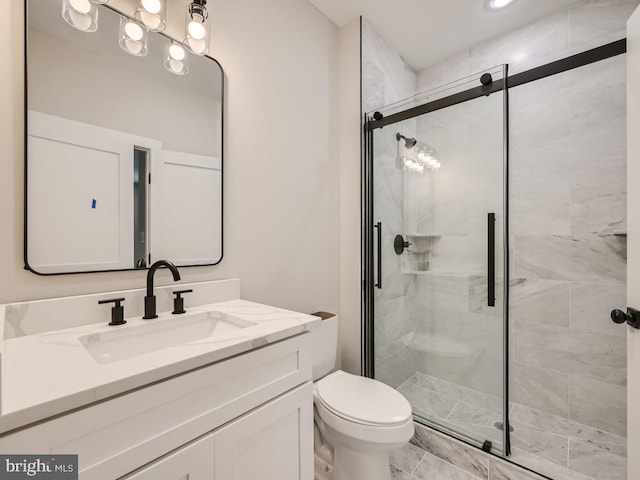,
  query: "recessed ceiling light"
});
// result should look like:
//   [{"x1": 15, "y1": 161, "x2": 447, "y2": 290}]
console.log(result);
[{"x1": 489, "y1": 0, "x2": 516, "y2": 10}]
